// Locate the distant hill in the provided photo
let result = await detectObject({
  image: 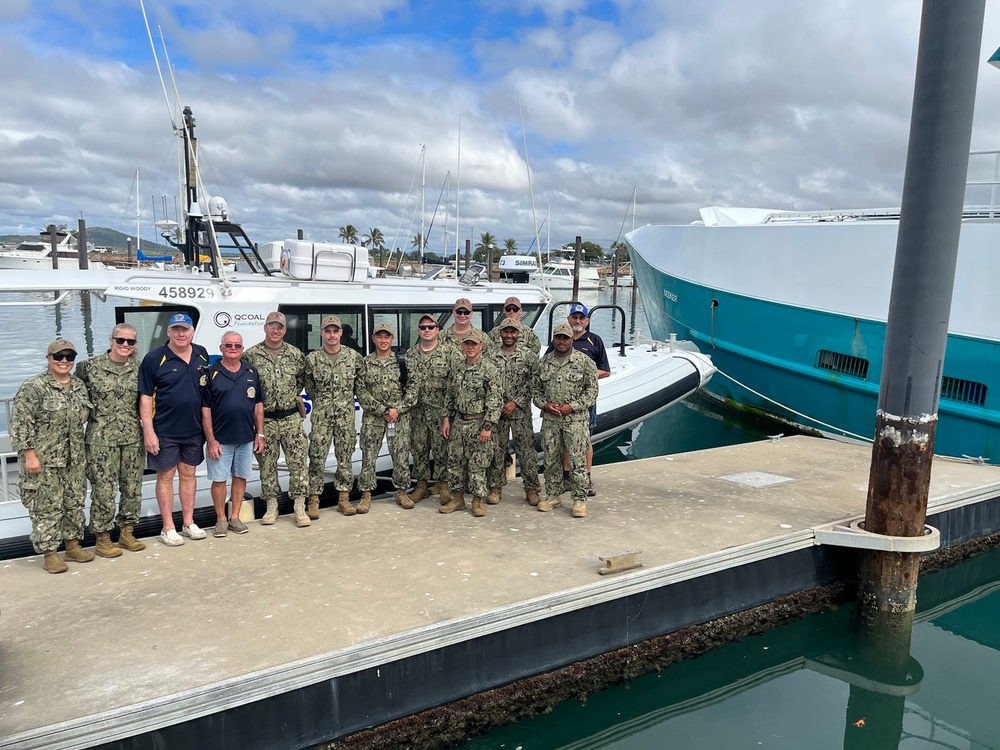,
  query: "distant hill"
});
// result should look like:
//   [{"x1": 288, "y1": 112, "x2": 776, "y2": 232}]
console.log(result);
[{"x1": 0, "y1": 227, "x2": 173, "y2": 254}]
